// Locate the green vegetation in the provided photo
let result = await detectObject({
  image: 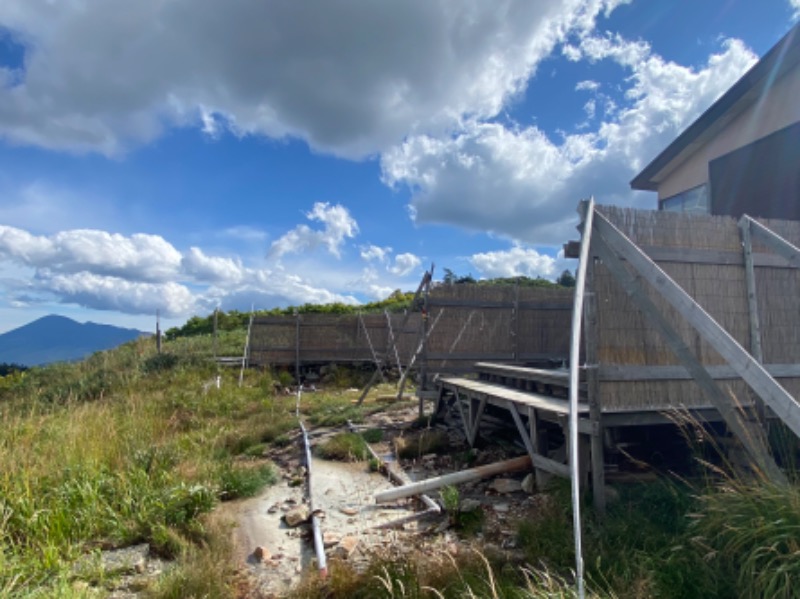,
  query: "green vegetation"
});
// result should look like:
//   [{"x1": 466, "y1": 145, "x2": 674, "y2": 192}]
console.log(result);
[
  {"x1": 0, "y1": 333, "x2": 390, "y2": 597},
  {"x1": 3, "y1": 317, "x2": 800, "y2": 598},
  {"x1": 442, "y1": 267, "x2": 574, "y2": 289},
  {"x1": 316, "y1": 432, "x2": 371, "y2": 462},
  {"x1": 165, "y1": 290, "x2": 416, "y2": 340}
]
